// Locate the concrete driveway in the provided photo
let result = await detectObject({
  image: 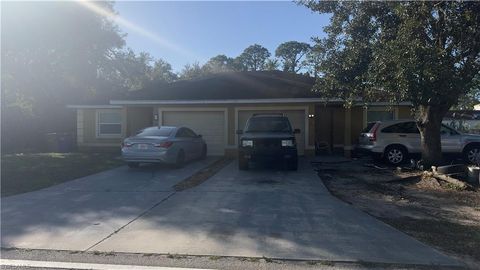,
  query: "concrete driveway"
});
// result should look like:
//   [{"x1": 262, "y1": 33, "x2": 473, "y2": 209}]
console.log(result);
[
  {"x1": 1, "y1": 158, "x2": 216, "y2": 251},
  {"x1": 1, "y1": 158, "x2": 459, "y2": 267}
]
